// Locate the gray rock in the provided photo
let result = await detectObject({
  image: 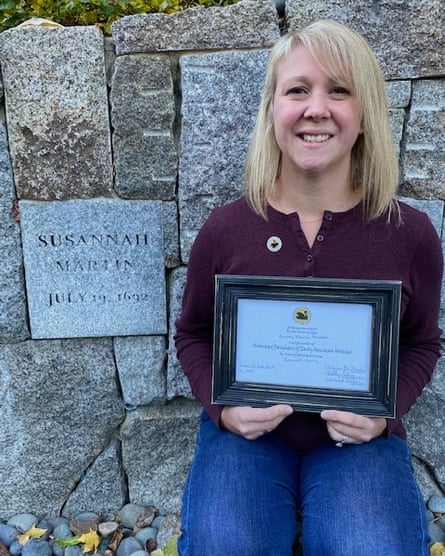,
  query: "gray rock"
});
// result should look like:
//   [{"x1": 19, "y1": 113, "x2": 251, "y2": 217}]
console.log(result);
[
  {"x1": 286, "y1": 0, "x2": 445, "y2": 79},
  {"x1": 0, "y1": 339, "x2": 125, "y2": 520},
  {"x1": 111, "y1": 55, "x2": 177, "y2": 200},
  {"x1": 62, "y1": 439, "x2": 126, "y2": 520},
  {"x1": 400, "y1": 80, "x2": 445, "y2": 199},
  {"x1": 388, "y1": 109, "x2": 405, "y2": 159},
  {"x1": 0, "y1": 26, "x2": 112, "y2": 200},
  {"x1": 134, "y1": 527, "x2": 157, "y2": 545},
  {"x1": 406, "y1": 357, "x2": 445, "y2": 491},
  {"x1": 114, "y1": 336, "x2": 166, "y2": 407},
  {"x1": 0, "y1": 523, "x2": 19, "y2": 546},
  {"x1": 166, "y1": 267, "x2": 192, "y2": 399},
  {"x1": 0, "y1": 200, "x2": 28, "y2": 342},
  {"x1": 386, "y1": 81, "x2": 411, "y2": 109},
  {"x1": 21, "y1": 539, "x2": 52, "y2": 556},
  {"x1": 412, "y1": 457, "x2": 444, "y2": 502},
  {"x1": 9, "y1": 540, "x2": 23, "y2": 556},
  {"x1": 0, "y1": 123, "x2": 14, "y2": 201},
  {"x1": 97, "y1": 522, "x2": 119, "y2": 538},
  {"x1": 151, "y1": 516, "x2": 165, "y2": 530},
  {"x1": 53, "y1": 522, "x2": 72, "y2": 540},
  {"x1": 72, "y1": 512, "x2": 100, "y2": 522},
  {"x1": 428, "y1": 495, "x2": 445, "y2": 514},
  {"x1": 112, "y1": 0, "x2": 279, "y2": 54},
  {"x1": 121, "y1": 401, "x2": 201, "y2": 514},
  {"x1": 178, "y1": 49, "x2": 269, "y2": 262},
  {"x1": 64, "y1": 546, "x2": 83, "y2": 556},
  {"x1": 7, "y1": 514, "x2": 38, "y2": 533},
  {"x1": 19, "y1": 199, "x2": 166, "y2": 339},
  {"x1": 118, "y1": 504, "x2": 145, "y2": 529},
  {"x1": 428, "y1": 520, "x2": 445, "y2": 544},
  {"x1": 52, "y1": 544, "x2": 64, "y2": 556},
  {"x1": 115, "y1": 536, "x2": 143, "y2": 556},
  {"x1": 163, "y1": 201, "x2": 180, "y2": 269},
  {"x1": 436, "y1": 516, "x2": 445, "y2": 533}
]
